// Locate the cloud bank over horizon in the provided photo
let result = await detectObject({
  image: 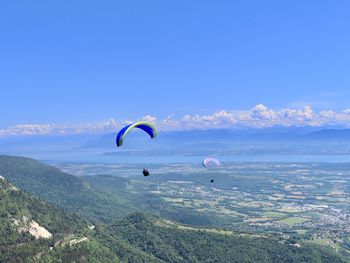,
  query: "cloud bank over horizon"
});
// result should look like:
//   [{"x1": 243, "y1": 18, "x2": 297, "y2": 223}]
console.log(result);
[{"x1": 2, "y1": 104, "x2": 350, "y2": 137}]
